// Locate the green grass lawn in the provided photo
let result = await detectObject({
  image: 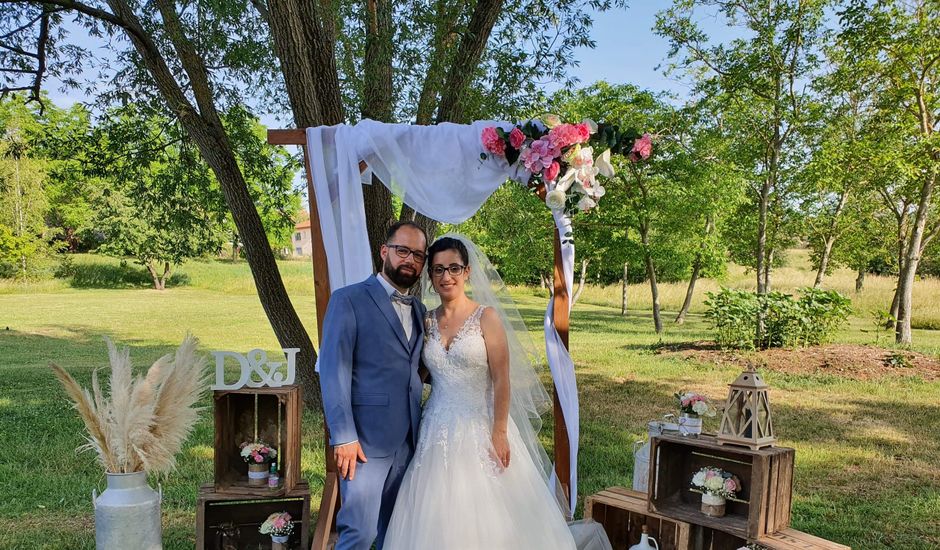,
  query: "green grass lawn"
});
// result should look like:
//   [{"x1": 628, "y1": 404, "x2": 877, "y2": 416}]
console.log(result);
[{"x1": 1, "y1": 254, "x2": 938, "y2": 549}]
